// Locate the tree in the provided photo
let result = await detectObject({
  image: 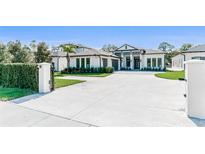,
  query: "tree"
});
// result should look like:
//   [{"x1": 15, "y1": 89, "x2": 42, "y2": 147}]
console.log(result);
[
  {"x1": 158, "y1": 42, "x2": 175, "y2": 67},
  {"x1": 29, "y1": 40, "x2": 37, "y2": 52},
  {"x1": 35, "y1": 42, "x2": 52, "y2": 63},
  {"x1": 7, "y1": 40, "x2": 33, "y2": 63},
  {"x1": 60, "y1": 44, "x2": 76, "y2": 70},
  {"x1": 102, "y1": 44, "x2": 118, "y2": 52},
  {"x1": 158, "y1": 42, "x2": 175, "y2": 52},
  {"x1": 0, "y1": 42, "x2": 12, "y2": 63},
  {"x1": 179, "y1": 43, "x2": 193, "y2": 52}
]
